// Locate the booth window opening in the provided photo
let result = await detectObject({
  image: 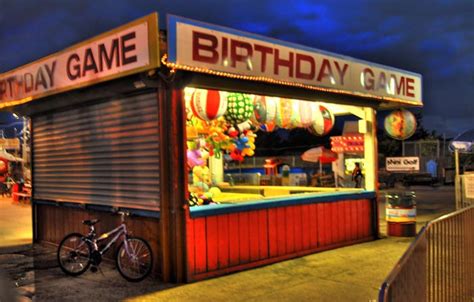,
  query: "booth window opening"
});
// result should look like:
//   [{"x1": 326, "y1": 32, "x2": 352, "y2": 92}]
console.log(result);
[{"x1": 184, "y1": 87, "x2": 373, "y2": 207}]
